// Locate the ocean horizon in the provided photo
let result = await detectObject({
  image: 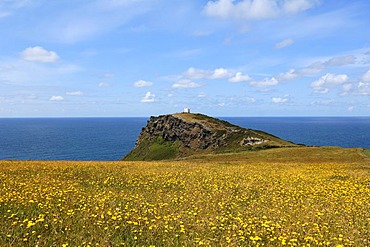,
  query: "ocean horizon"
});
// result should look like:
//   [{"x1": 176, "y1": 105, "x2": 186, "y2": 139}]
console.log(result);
[{"x1": 0, "y1": 116, "x2": 369, "y2": 161}]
